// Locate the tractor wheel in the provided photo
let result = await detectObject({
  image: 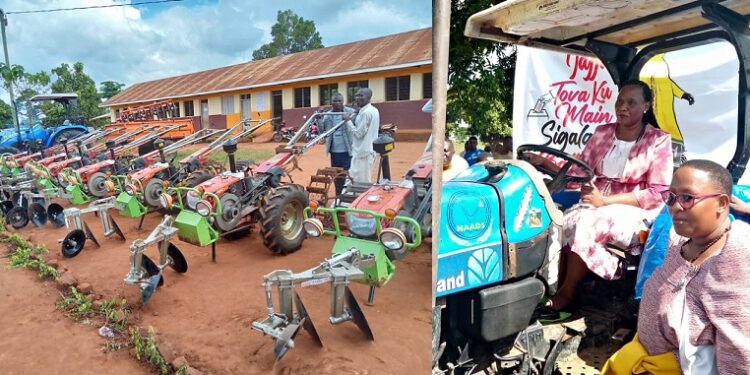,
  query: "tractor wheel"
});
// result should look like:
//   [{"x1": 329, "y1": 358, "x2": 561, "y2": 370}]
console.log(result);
[
  {"x1": 141, "y1": 254, "x2": 164, "y2": 287},
  {"x1": 259, "y1": 184, "x2": 309, "y2": 255},
  {"x1": 87, "y1": 172, "x2": 110, "y2": 198},
  {"x1": 272, "y1": 132, "x2": 283, "y2": 143},
  {"x1": 0, "y1": 146, "x2": 19, "y2": 154},
  {"x1": 144, "y1": 178, "x2": 164, "y2": 208}
]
